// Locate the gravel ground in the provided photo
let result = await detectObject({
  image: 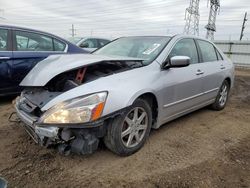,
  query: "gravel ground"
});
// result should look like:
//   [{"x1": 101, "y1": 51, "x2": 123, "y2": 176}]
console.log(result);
[{"x1": 0, "y1": 68, "x2": 249, "y2": 188}]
